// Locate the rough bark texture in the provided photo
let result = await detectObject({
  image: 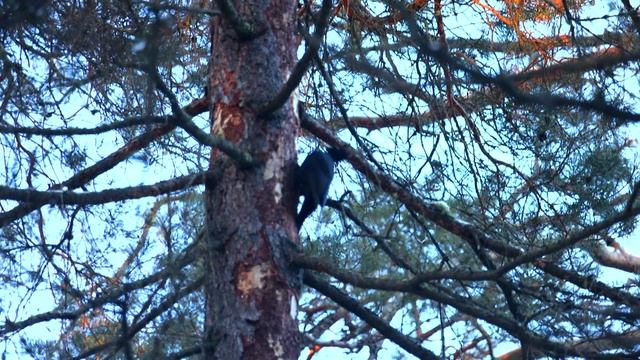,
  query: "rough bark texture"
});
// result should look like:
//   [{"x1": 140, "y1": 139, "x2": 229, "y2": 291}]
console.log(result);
[{"x1": 203, "y1": 1, "x2": 301, "y2": 359}]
